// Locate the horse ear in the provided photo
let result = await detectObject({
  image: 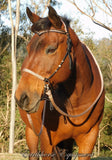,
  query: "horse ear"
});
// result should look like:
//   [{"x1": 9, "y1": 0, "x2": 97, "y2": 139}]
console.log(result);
[
  {"x1": 26, "y1": 7, "x2": 40, "y2": 23},
  {"x1": 48, "y1": 6, "x2": 62, "y2": 29}
]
